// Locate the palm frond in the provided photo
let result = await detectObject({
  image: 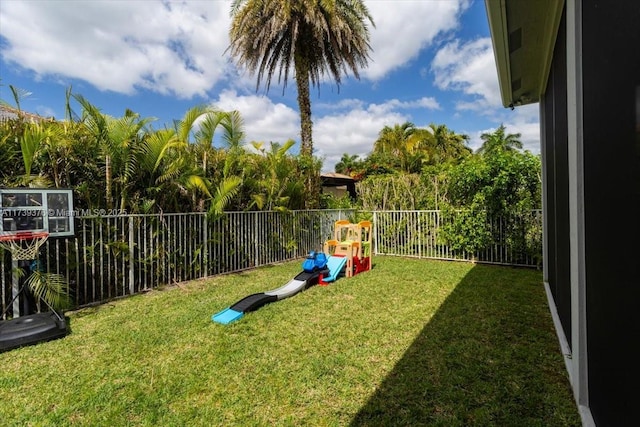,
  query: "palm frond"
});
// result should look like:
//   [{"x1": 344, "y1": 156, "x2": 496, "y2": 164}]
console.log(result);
[
  {"x1": 9, "y1": 84, "x2": 32, "y2": 111},
  {"x1": 183, "y1": 175, "x2": 212, "y2": 198},
  {"x1": 176, "y1": 105, "x2": 209, "y2": 143},
  {"x1": 25, "y1": 270, "x2": 72, "y2": 311},
  {"x1": 220, "y1": 110, "x2": 246, "y2": 149},
  {"x1": 208, "y1": 176, "x2": 242, "y2": 218},
  {"x1": 195, "y1": 109, "x2": 225, "y2": 148}
]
